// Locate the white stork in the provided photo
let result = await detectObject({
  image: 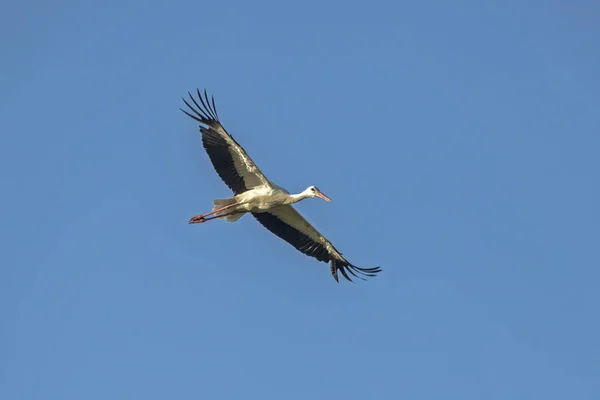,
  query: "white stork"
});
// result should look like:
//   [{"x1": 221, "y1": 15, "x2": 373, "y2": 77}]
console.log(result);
[{"x1": 180, "y1": 89, "x2": 382, "y2": 282}]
